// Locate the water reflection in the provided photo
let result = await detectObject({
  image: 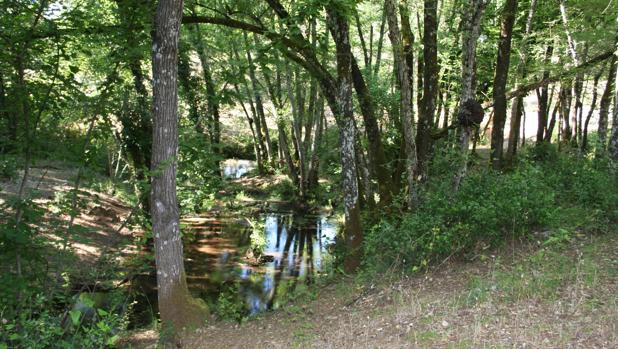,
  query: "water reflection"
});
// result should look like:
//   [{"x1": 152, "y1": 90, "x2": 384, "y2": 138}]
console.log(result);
[
  {"x1": 183, "y1": 213, "x2": 336, "y2": 315},
  {"x1": 221, "y1": 159, "x2": 255, "y2": 179}
]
